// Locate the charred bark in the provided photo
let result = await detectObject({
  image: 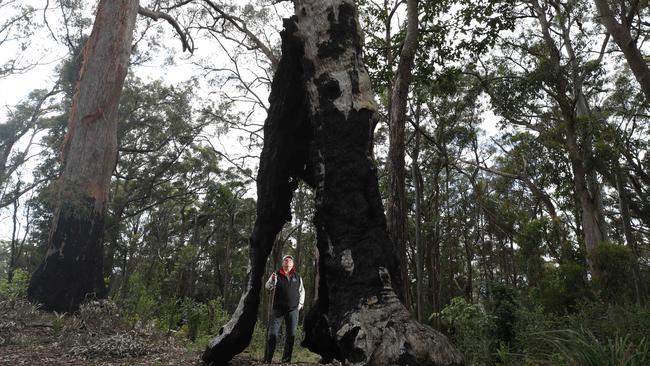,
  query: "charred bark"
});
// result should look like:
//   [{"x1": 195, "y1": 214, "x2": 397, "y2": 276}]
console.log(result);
[
  {"x1": 297, "y1": 1, "x2": 461, "y2": 364},
  {"x1": 201, "y1": 18, "x2": 312, "y2": 366},
  {"x1": 203, "y1": 1, "x2": 462, "y2": 365},
  {"x1": 27, "y1": 0, "x2": 139, "y2": 313}
]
